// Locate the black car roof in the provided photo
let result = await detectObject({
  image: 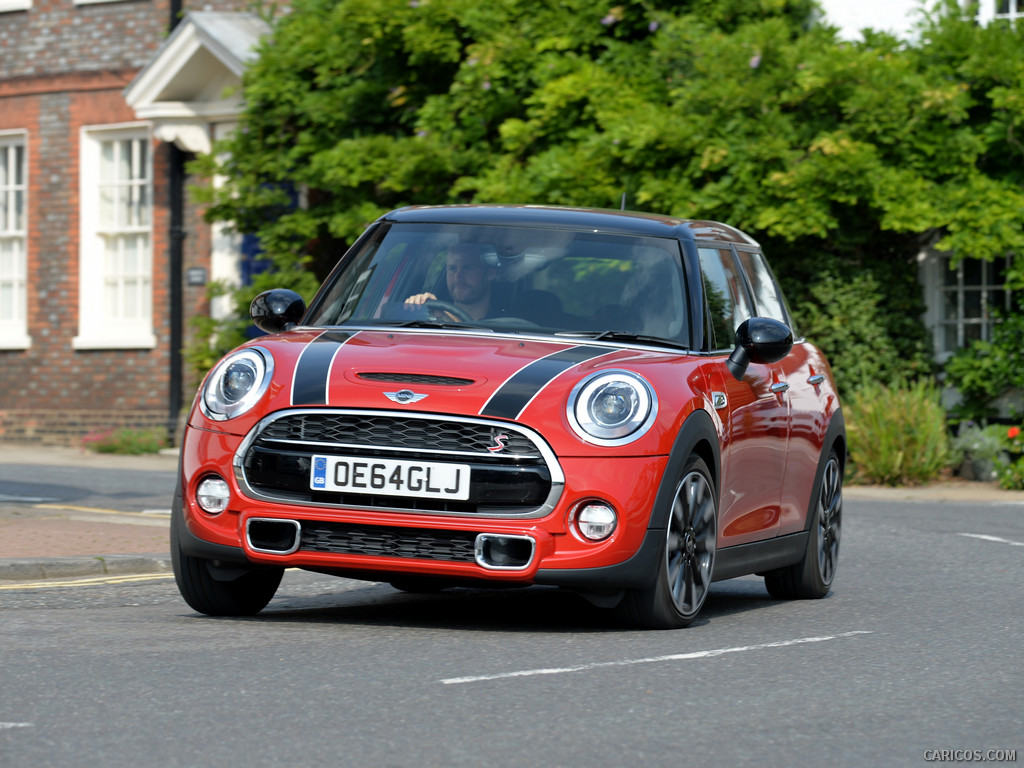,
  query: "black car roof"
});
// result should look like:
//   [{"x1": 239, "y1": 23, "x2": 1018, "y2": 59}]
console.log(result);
[{"x1": 382, "y1": 205, "x2": 759, "y2": 247}]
